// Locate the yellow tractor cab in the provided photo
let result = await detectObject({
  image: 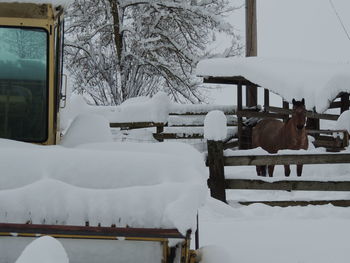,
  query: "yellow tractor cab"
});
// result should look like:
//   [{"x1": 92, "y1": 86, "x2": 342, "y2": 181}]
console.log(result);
[{"x1": 0, "y1": 2, "x2": 64, "y2": 145}]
